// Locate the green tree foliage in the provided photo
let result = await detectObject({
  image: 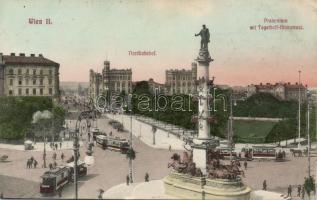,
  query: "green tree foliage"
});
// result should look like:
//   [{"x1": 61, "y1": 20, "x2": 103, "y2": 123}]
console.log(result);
[
  {"x1": 304, "y1": 176, "x2": 316, "y2": 198},
  {"x1": 130, "y1": 81, "x2": 227, "y2": 137},
  {"x1": 126, "y1": 148, "x2": 136, "y2": 160},
  {"x1": 0, "y1": 97, "x2": 65, "y2": 140},
  {"x1": 233, "y1": 93, "x2": 298, "y2": 118}
]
